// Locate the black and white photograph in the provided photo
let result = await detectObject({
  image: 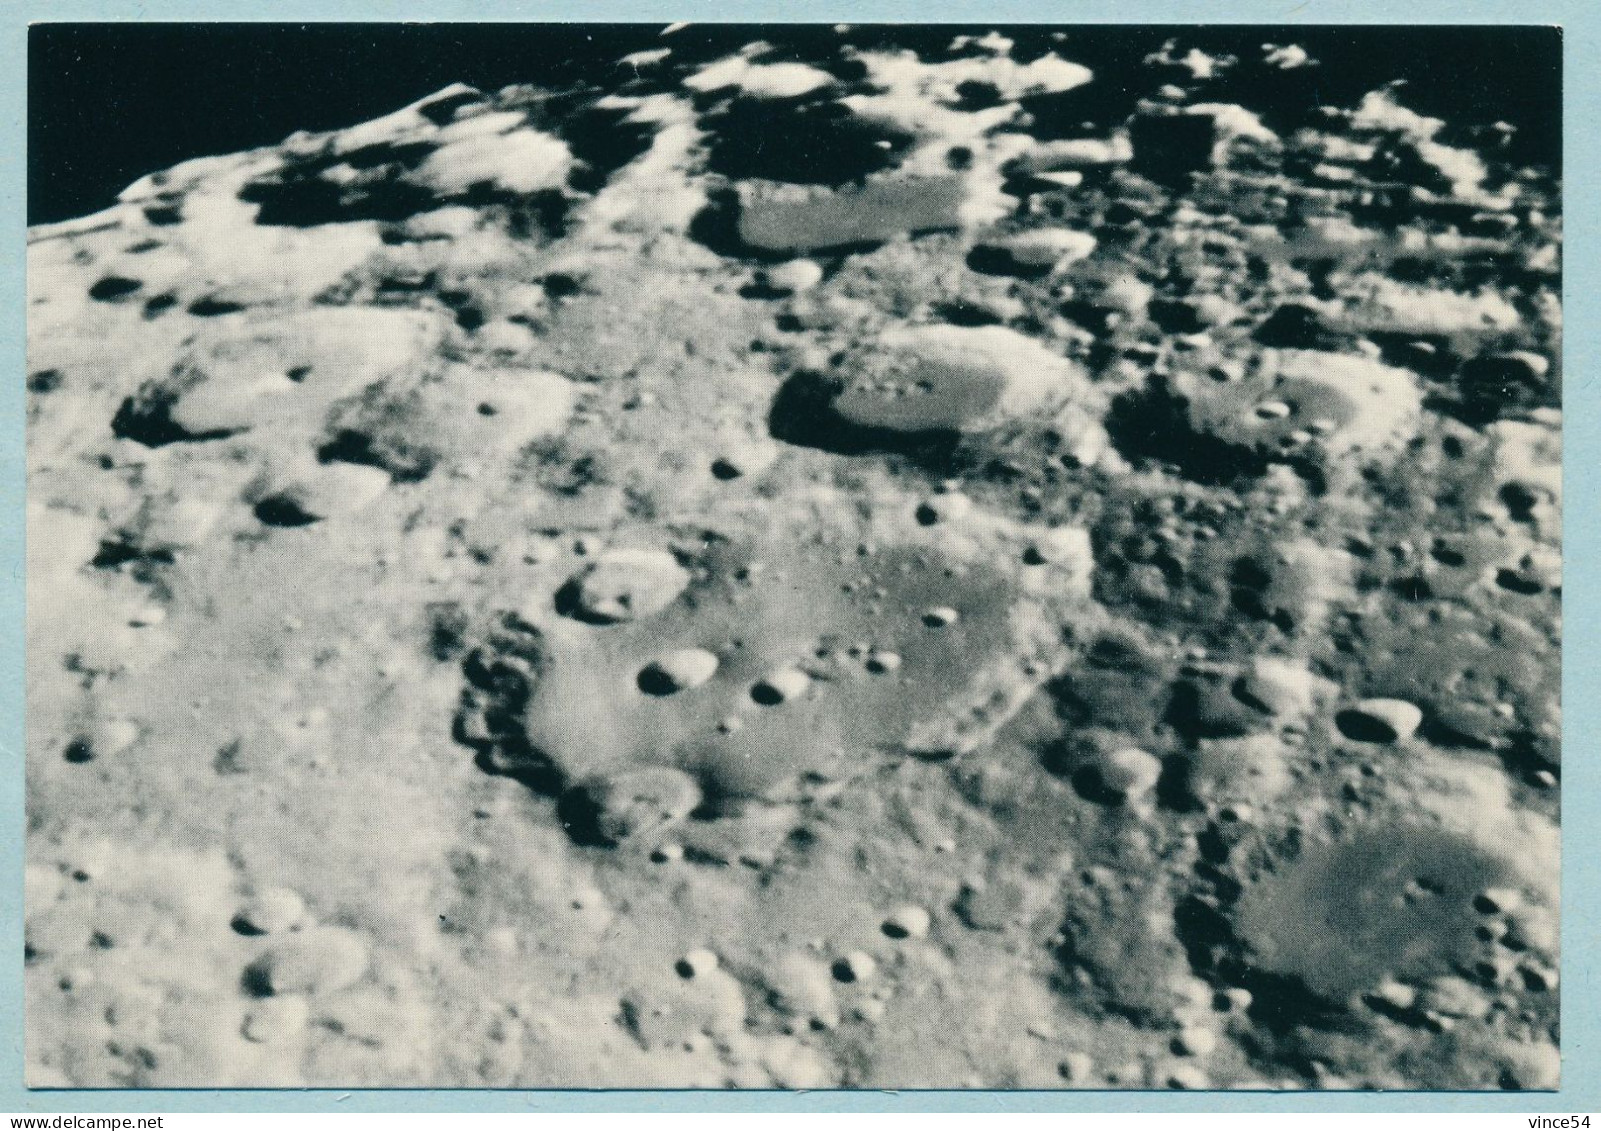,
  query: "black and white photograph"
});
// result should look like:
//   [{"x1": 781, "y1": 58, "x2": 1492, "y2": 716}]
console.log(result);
[{"x1": 23, "y1": 22, "x2": 1562, "y2": 1092}]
